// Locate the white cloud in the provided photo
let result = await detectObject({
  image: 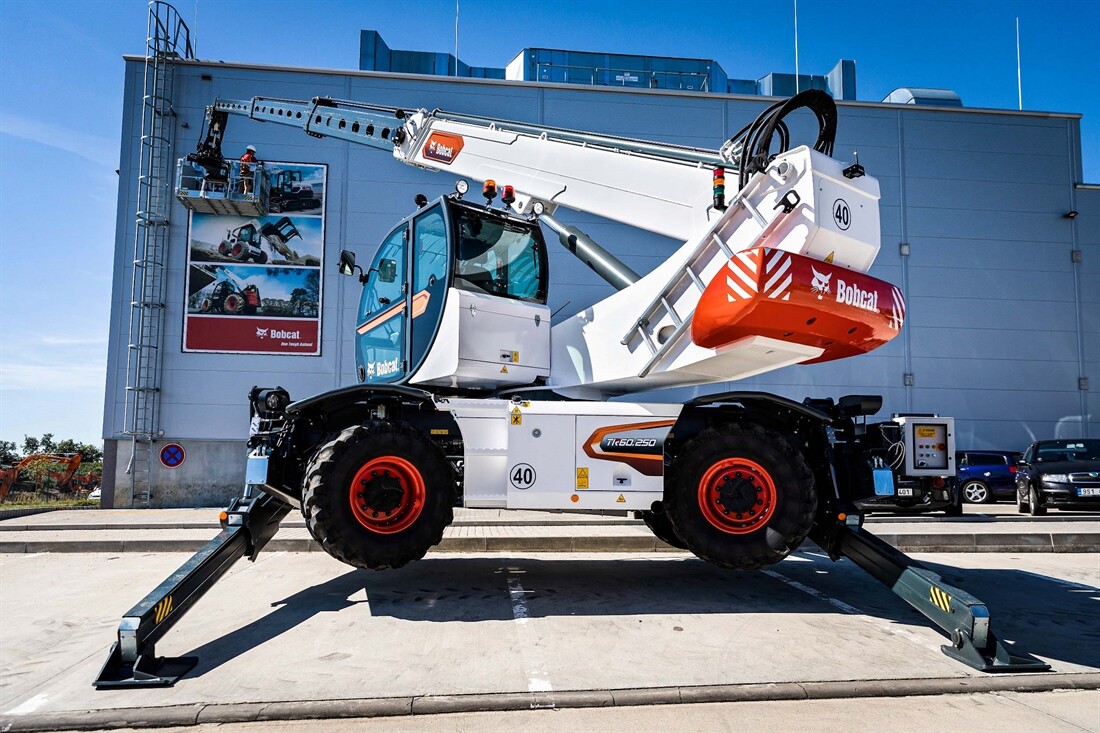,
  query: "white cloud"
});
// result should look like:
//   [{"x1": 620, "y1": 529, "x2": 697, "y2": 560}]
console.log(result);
[{"x1": 0, "y1": 112, "x2": 117, "y2": 169}]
